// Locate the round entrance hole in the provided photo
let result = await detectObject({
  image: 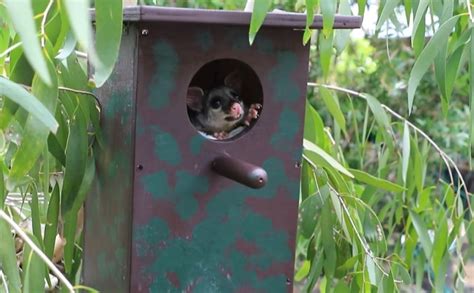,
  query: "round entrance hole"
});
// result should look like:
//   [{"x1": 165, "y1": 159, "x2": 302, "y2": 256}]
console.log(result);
[{"x1": 186, "y1": 59, "x2": 264, "y2": 141}]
